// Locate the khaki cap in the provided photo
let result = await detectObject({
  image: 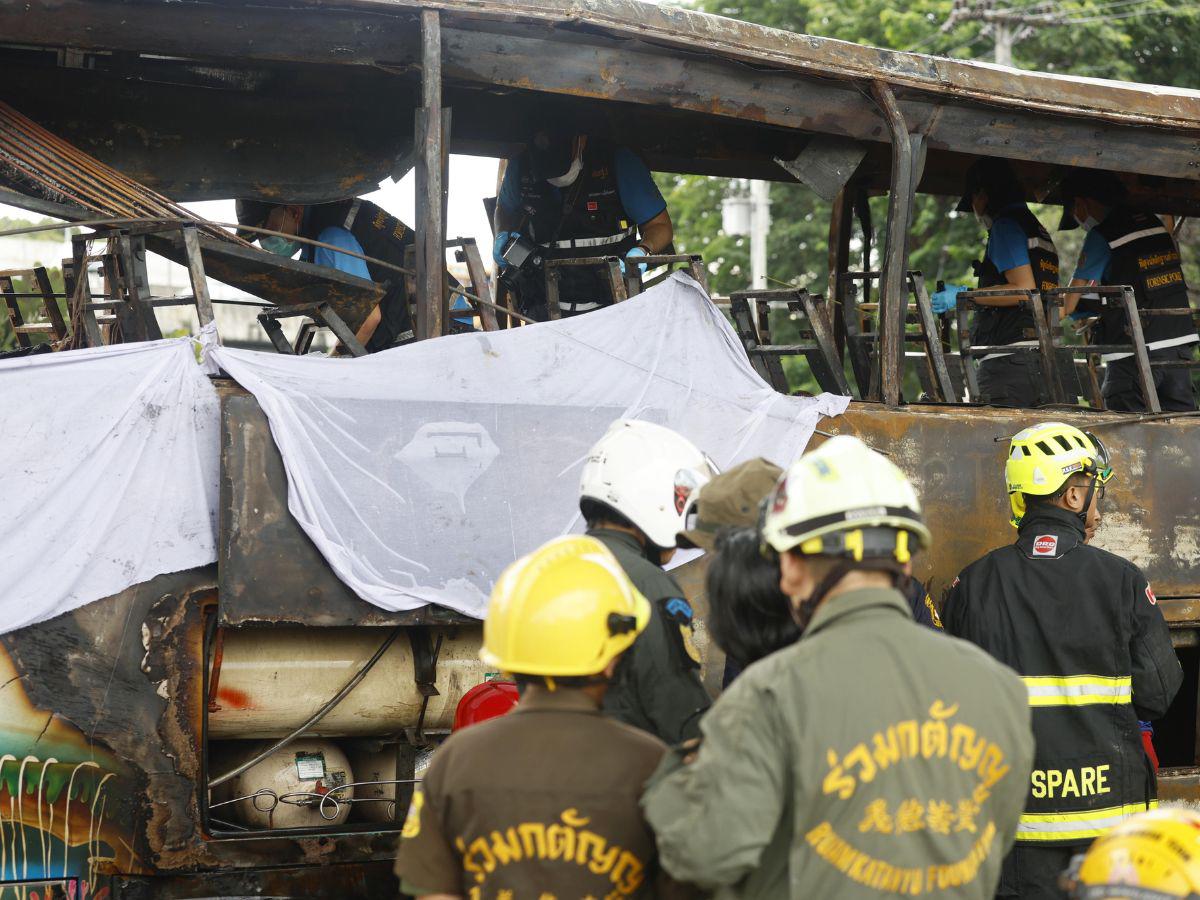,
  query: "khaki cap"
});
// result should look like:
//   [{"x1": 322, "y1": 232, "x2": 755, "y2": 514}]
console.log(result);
[{"x1": 677, "y1": 458, "x2": 783, "y2": 551}]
